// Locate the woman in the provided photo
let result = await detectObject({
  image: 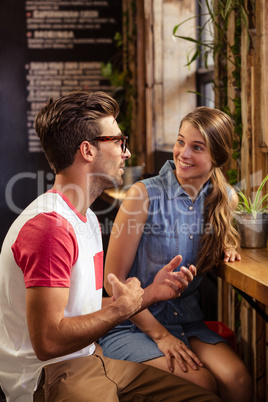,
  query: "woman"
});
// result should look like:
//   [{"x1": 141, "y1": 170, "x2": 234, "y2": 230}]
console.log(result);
[{"x1": 100, "y1": 107, "x2": 253, "y2": 401}]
